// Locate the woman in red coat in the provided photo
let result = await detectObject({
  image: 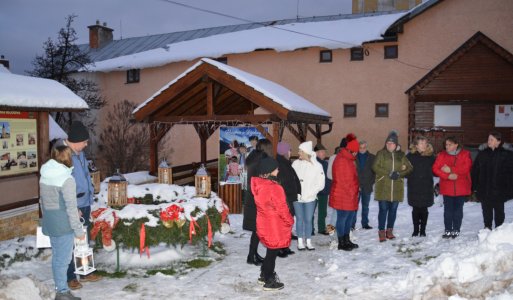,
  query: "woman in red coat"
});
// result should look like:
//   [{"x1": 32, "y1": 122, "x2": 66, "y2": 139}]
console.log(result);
[
  {"x1": 329, "y1": 134, "x2": 360, "y2": 251},
  {"x1": 432, "y1": 136, "x2": 472, "y2": 239},
  {"x1": 252, "y1": 157, "x2": 293, "y2": 291}
]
